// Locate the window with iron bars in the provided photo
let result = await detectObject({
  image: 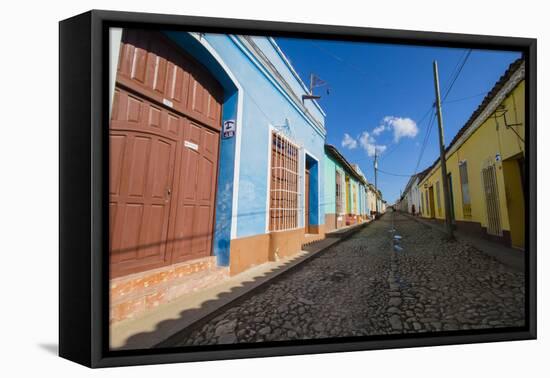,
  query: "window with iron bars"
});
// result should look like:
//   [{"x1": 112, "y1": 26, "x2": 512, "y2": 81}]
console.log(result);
[
  {"x1": 352, "y1": 184, "x2": 358, "y2": 214},
  {"x1": 269, "y1": 132, "x2": 300, "y2": 231},
  {"x1": 459, "y1": 161, "x2": 472, "y2": 218},
  {"x1": 335, "y1": 170, "x2": 344, "y2": 214}
]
